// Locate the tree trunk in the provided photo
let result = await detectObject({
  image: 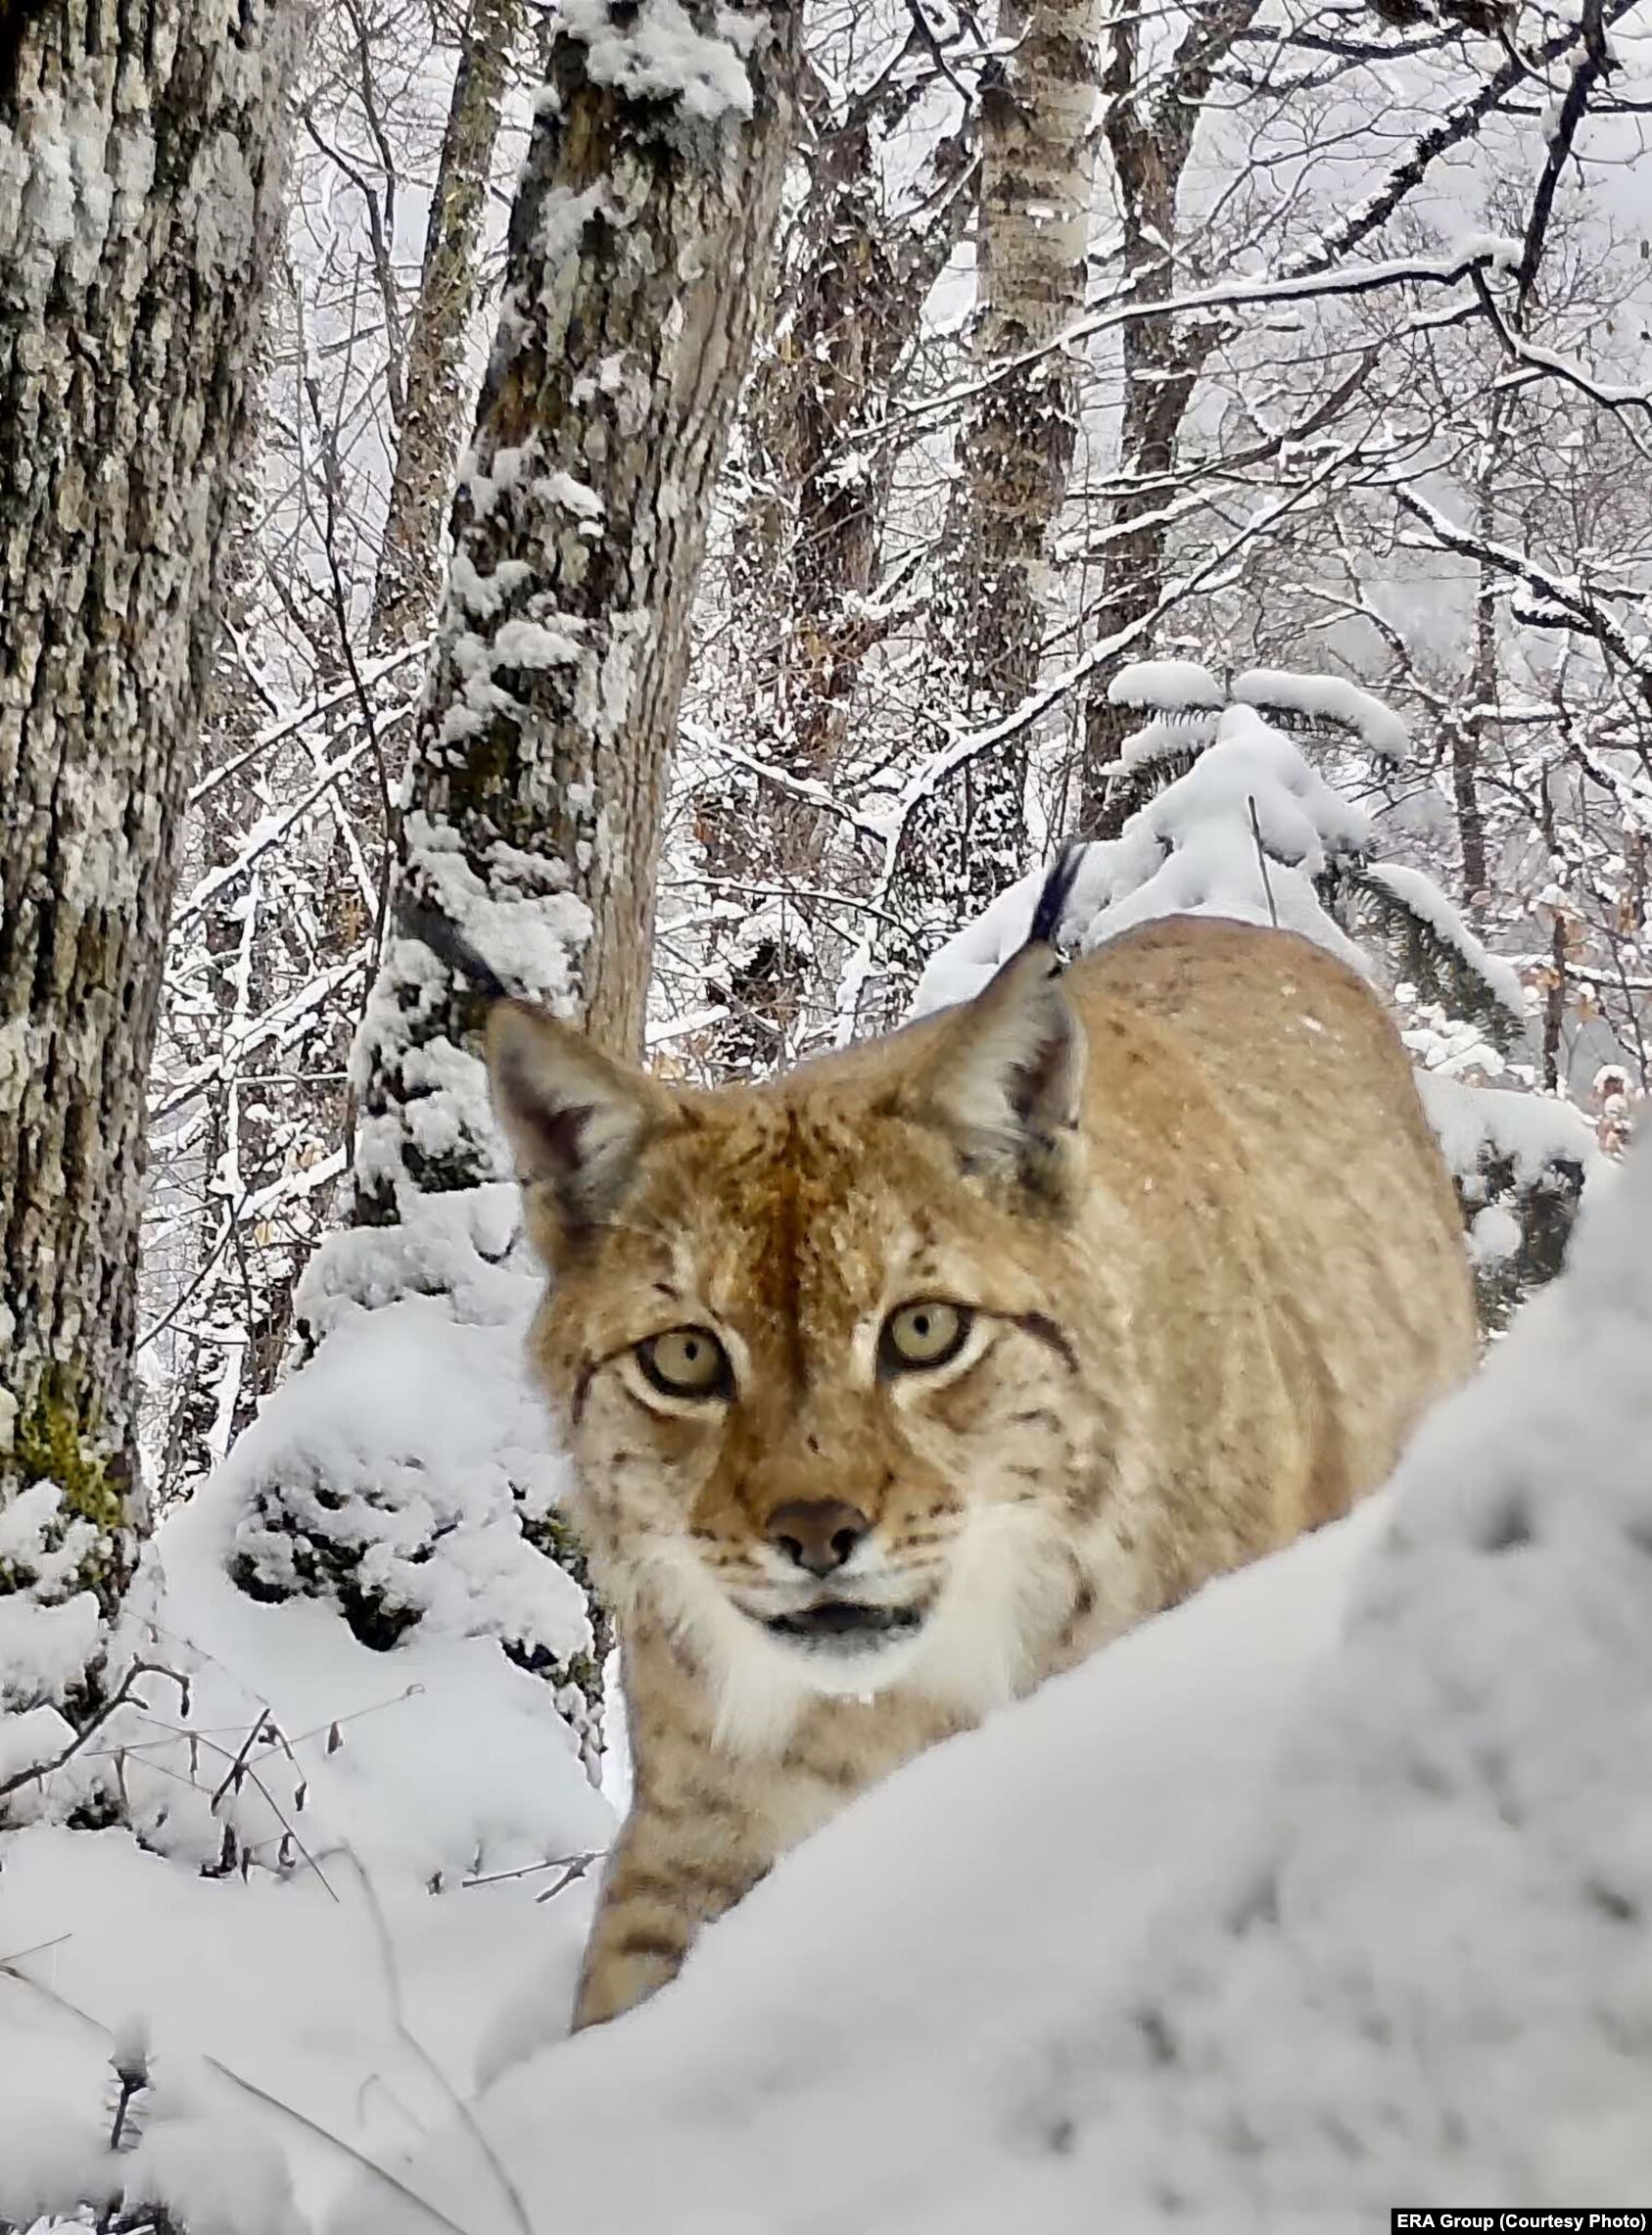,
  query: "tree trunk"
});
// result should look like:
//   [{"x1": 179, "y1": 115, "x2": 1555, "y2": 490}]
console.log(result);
[
  {"x1": 906, "y1": 0, "x2": 1100, "y2": 913},
  {"x1": 0, "y1": 0, "x2": 298, "y2": 1609},
  {"x1": 1451, "y1": 361, "x2": 1509, "y2": 913},
  {"x1": 252, "y1": 0, "x2": 801, "y2": 1761},
  {"x1": 957, "y1": 0, "x2": 1099, "y2": 719},
  {"x1": 354, "y1": 0, "x2": 800, "y2": 1166},
  {"x1": 1078, "y1": 0, "x2": 1257, "y2": 832},
  {"x1": 694, "y1": 51, "x2": 974, "y2": 1072},
  {"x1": 369, "y1": 0, "x2": 523, "y2": 650}
]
